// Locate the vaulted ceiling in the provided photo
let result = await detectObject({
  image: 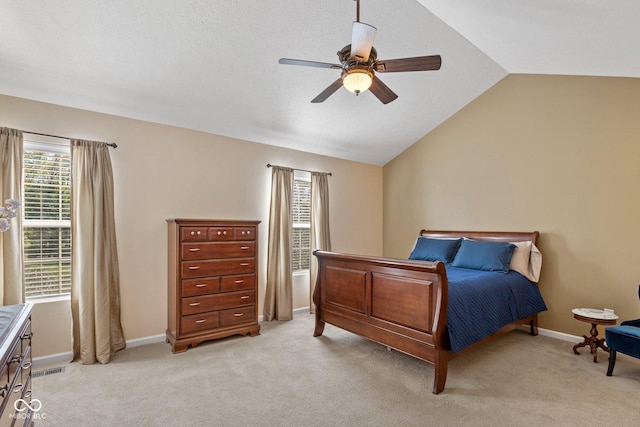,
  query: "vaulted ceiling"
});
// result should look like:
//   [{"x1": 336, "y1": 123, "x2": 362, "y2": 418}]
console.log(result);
[{"x1": 1, "y1": 1, "x2": 638, "y2": 165}]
